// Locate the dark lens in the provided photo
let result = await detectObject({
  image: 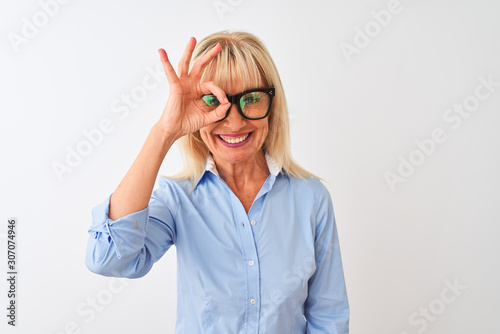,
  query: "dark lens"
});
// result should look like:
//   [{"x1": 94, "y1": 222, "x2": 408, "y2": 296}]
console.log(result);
[
  {"x1": 240, "y1": 92, "x2": 270, "y2": 118},
  {"x1": 201, "y1": 95, "x2": 220, "y2": 111}
]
